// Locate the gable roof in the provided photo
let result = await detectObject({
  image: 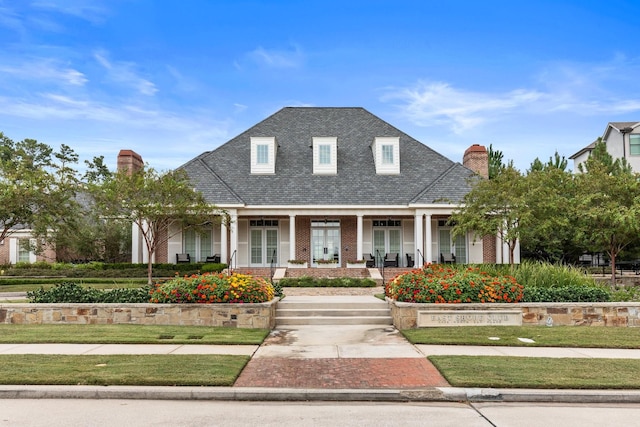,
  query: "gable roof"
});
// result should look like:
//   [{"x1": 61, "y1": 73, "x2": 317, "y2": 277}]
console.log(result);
[
  {"x1": 571, "y1": 122, "x2": 640, "y2": 160},
  {"x1": 180, "y1": 107, "x2": 475, "y2": 206}
]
